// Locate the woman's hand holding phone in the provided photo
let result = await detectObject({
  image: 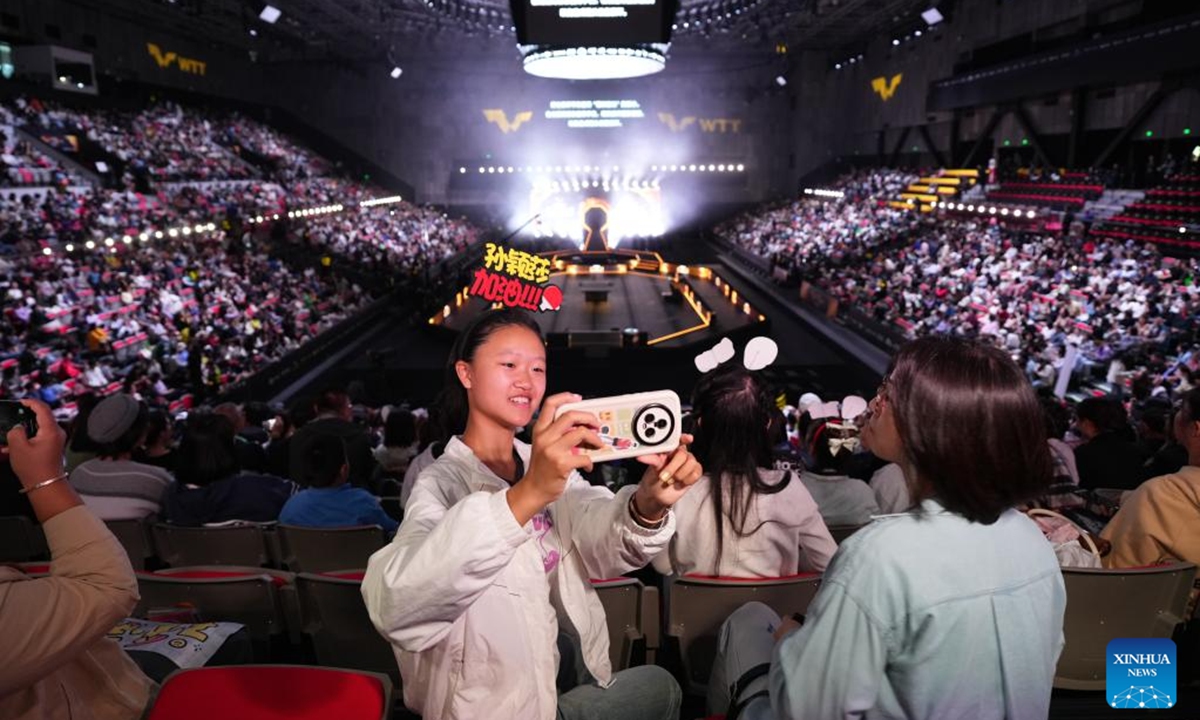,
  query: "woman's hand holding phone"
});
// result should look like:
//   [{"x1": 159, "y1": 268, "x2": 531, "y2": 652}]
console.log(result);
[
  {"x1": 631, "y1": 434, "x2": 703, "y2": 522},
  {"x1": 507, "y1": 393, "x2": 604, "y2": 526}
]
